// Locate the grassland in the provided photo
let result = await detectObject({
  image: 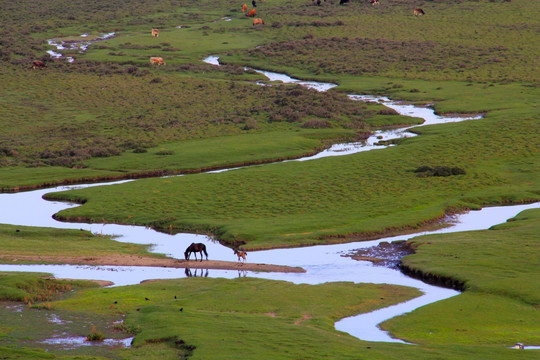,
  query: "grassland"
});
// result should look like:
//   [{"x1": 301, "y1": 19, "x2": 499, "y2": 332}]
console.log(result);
[
  {"x1": 0, "y1": 224, "x2": 163, "y2": 263},
  {"x1": 48, "y1": 107, "x2": 538, "y2": 249},
  {"x1": 0, "y1": 273, "x2": 420, "y2": 359},
  {"x1": 382, "y1": 208, "x2": 540, "y2": 347},
  {"x1": 1, "y1": 0, "x2": 539, "y2": 358}
]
